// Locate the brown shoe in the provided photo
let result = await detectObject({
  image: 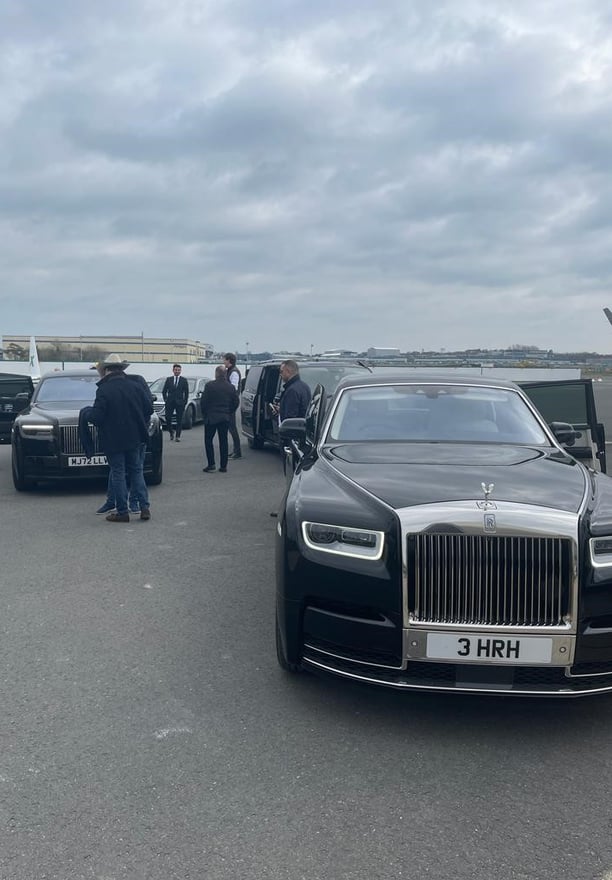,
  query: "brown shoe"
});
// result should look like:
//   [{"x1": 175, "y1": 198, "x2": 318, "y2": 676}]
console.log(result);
[
  {"x1": 106, "y1": 512, "x2": 130, "y2": 523},
  {"x1": 140, "y1": 507, "x2": 151, "y2": 521}
]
